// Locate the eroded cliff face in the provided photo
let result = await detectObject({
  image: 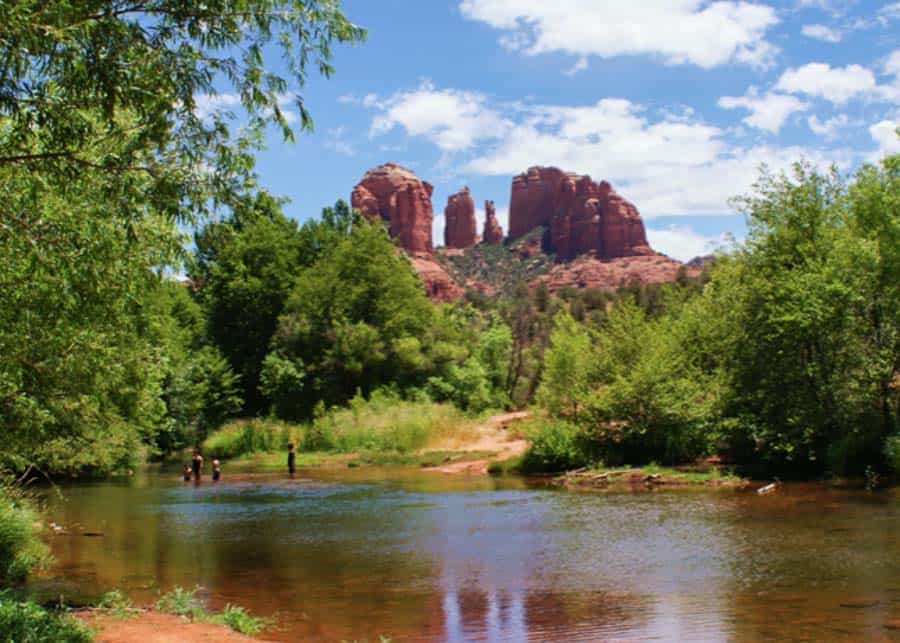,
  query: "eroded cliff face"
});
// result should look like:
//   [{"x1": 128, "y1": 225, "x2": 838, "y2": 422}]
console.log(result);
[
  {"x1": 444, "y1": 187, "x2": 478, "y2": 248},
  {"x1": 350, "y1": 162, "x2": 681, "y2": 302},
  {"x1": 508, "y1": 166, "x2": 652, "y2": 260},
  {"x1": 482, "y1": 200, "x2": 503, "y2": 245},
  {"x1": 351, "y1": 162, "x2": 434, "y2": 254}
]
